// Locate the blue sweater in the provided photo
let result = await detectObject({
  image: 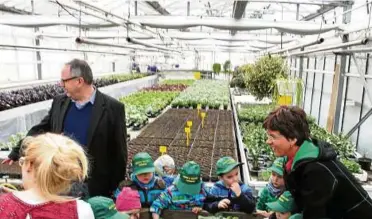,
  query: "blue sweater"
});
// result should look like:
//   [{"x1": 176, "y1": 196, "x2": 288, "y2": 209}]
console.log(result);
[{"x1": 63, "y1": 102, "x2": 93, "y2": 147}]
